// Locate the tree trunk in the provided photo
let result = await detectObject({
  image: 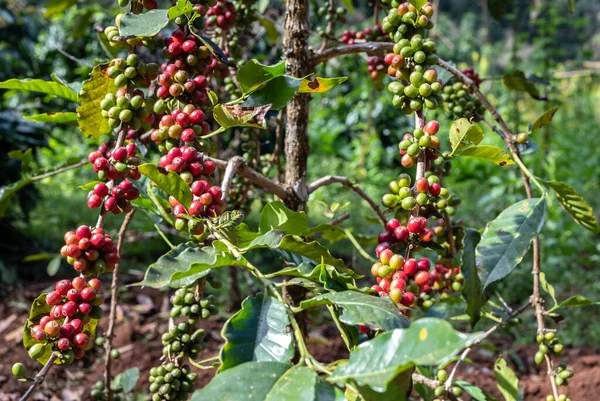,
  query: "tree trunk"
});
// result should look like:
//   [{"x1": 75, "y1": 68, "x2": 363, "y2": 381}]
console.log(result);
[{"x1": 283, "y1": 0, "x2": 311, "y2": 211}]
